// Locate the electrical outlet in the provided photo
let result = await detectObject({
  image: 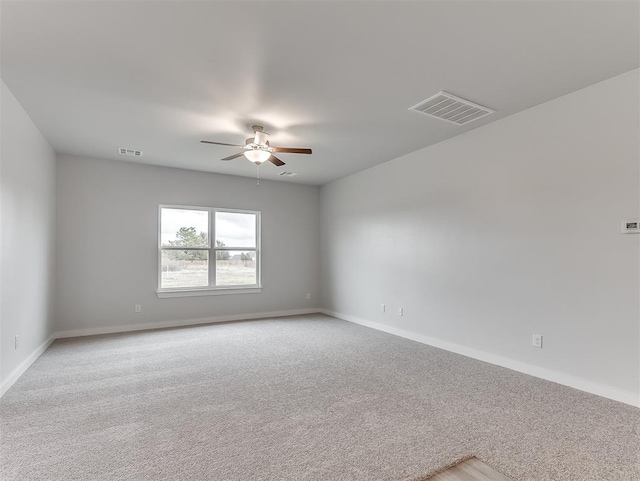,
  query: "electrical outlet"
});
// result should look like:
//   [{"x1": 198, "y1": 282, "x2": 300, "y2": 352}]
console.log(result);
[
  {"x1": 306, "y1": 293, "x2": 311, "y2": 300},
  {"x1": 380, "y1": 304, "x2": 386, "y2": 313},
  {"x1": 134, "y1": 304, "x2": 142, "y2": 313},
  {"x1": 532, "y1": 334, "x2": 543, "y2": 348},
  {"x1": 14, "y1": 336, "x2": 19, "y2": 350},
  {"x1": 397, "y1": 307, "x2": 404, "y2": 316}
]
